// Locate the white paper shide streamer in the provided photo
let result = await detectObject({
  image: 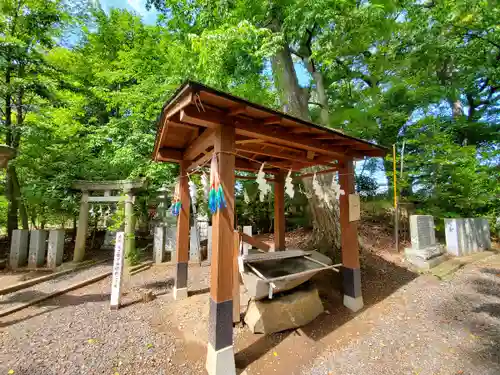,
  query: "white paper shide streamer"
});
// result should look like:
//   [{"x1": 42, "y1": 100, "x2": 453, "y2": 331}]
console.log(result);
[
  {"x1": 201, "y1": 173, "x2": 209, "y2": 200},
  {"x1": 188, "y1": 180, "x2": 198, "y2": 206},
  {"x1": 312, "y1": 173, "x2": 325, "y2": 204},
  {"x1": 330, "y1": 177, "x2": 345, "y2": 200},
  {"x1": 243, "y1": 188, "x2": 250, "y2": 204},
  {"x1": 313, "y1": 172, "x2": 345, "y2": 208},
  {"x1": 256, "y1": 163, "x2": 271, "y2": 202},
  {"x1": 285, "y1": 169, "x2": 294, "y2": 199}
]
